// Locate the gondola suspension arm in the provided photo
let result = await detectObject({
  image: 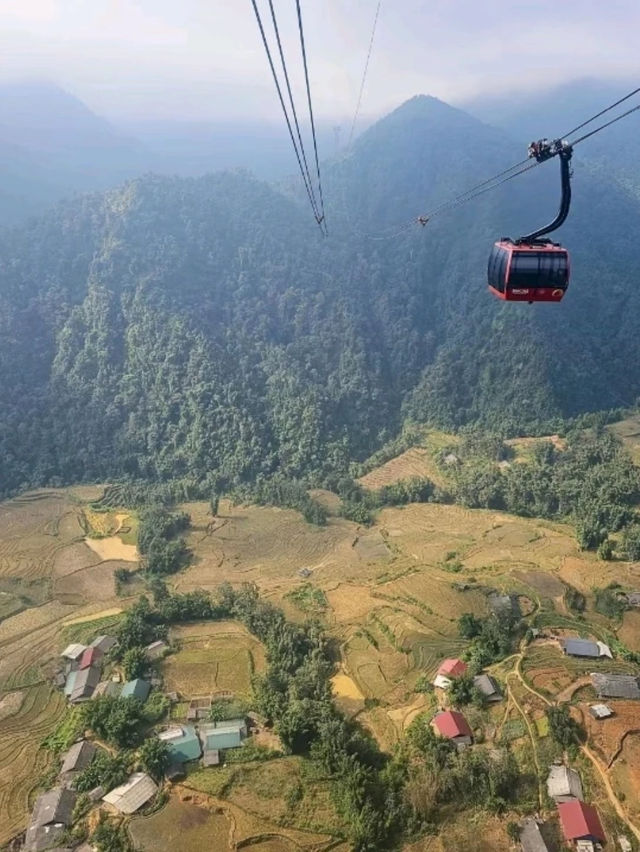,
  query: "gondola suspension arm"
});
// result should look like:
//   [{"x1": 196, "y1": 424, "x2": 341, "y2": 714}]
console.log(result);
[{"x1": 518, "y1": 142, "x2": 573, "y2": 243}]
